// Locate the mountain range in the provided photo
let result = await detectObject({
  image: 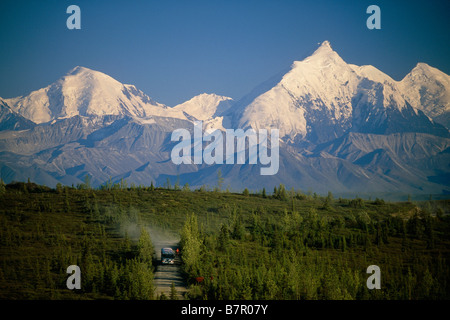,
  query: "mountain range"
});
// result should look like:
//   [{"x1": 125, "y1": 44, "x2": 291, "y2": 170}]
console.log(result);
[{"x1": 1, "y1": 41, "x2": 449, "y2": 198}]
